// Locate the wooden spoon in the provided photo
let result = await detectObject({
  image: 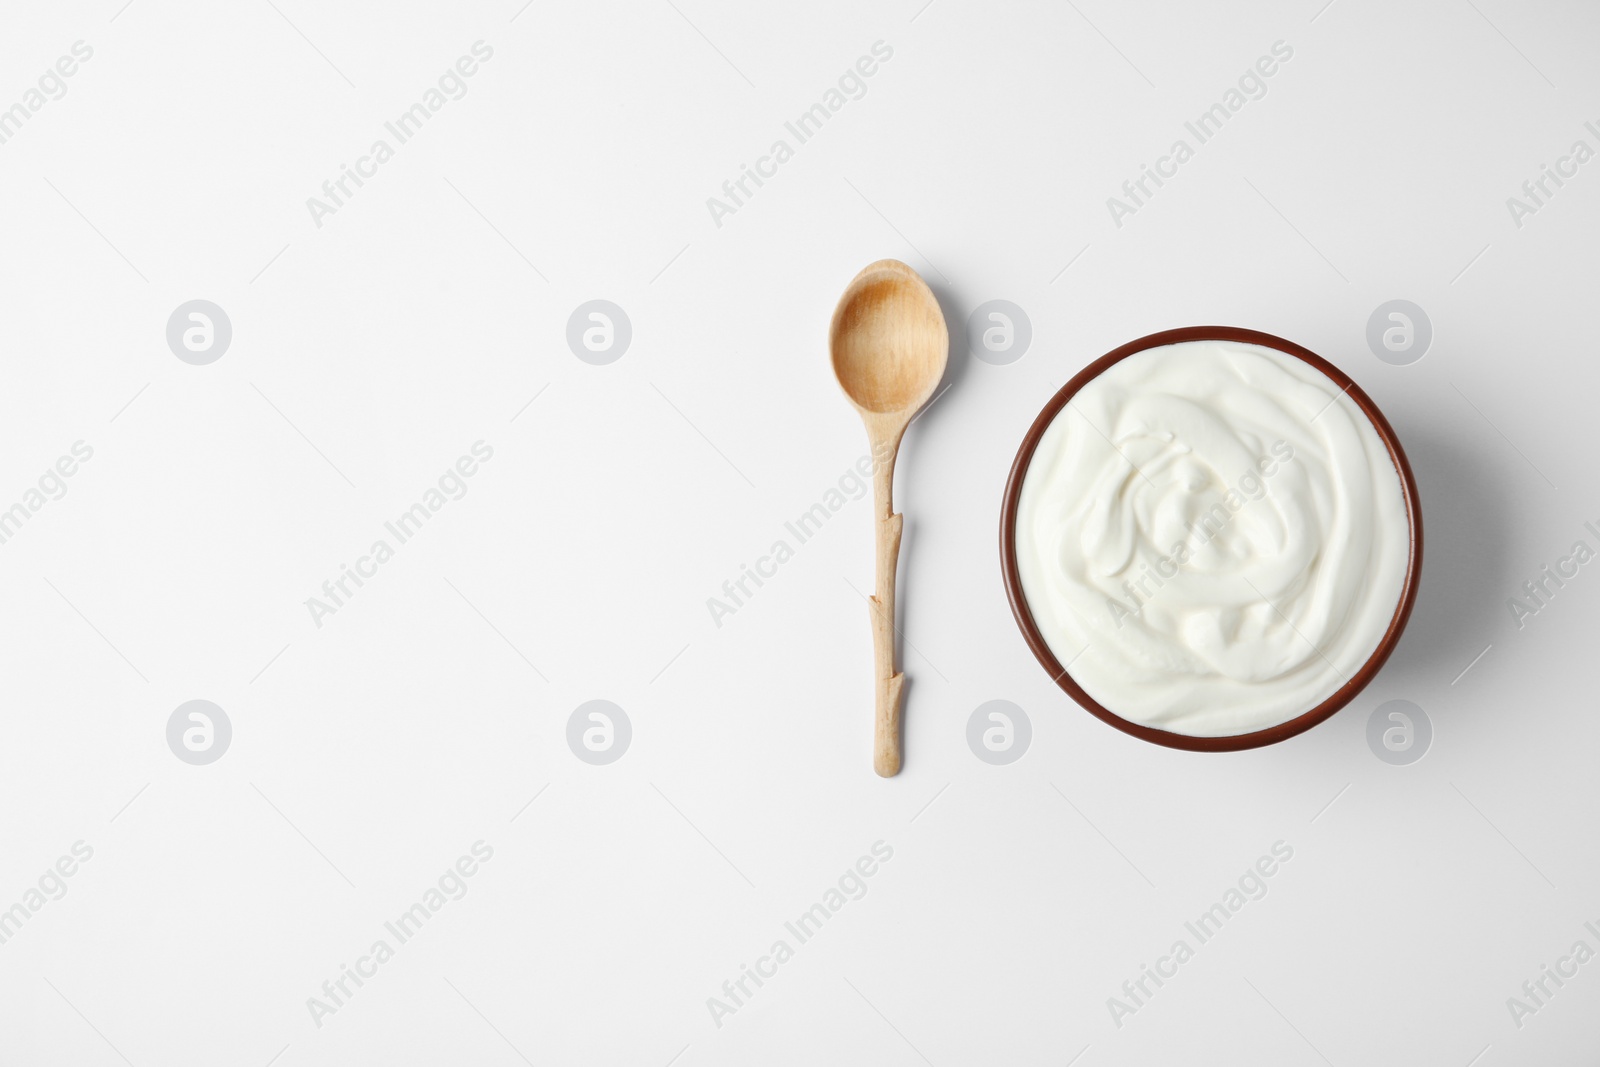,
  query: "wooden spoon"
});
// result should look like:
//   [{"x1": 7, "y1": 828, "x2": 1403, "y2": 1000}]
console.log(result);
[{"x1": 829, "y1": 259, "x2": 949, "y2": 777}]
